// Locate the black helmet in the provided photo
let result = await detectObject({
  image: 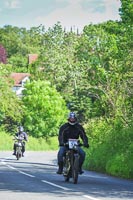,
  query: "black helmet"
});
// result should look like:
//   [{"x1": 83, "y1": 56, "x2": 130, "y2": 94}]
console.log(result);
[{"x1": 68, "y1": 112, "x2": 77, "y2": 125}]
